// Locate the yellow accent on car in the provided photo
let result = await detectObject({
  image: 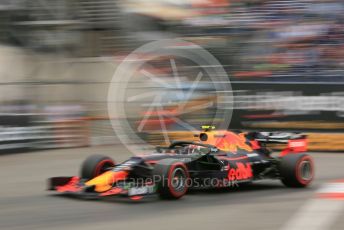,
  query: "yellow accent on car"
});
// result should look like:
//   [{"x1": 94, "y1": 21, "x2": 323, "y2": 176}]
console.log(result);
[
  {"x1": 85, "y1": 171, "x2": 128, "y2": 192},
  {"x1": 201, "y1": 125, "x2": 216, "y2": 130}
]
